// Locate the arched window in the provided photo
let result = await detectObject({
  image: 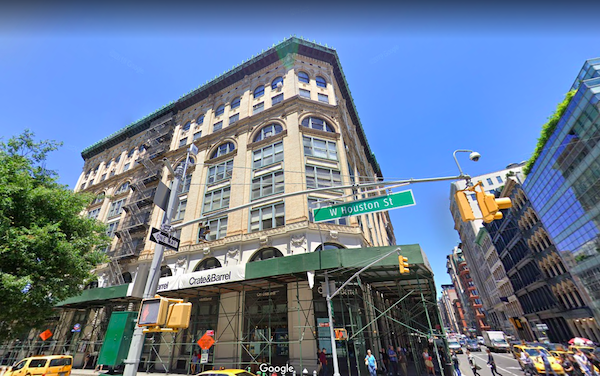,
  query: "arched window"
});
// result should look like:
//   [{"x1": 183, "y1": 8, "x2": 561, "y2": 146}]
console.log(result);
[
  {"x1": 298, "y1": 71, "x2": 309, "y2": 83},
  {"x1": 231, "y1": 97, "x2": 241, "y2": 109},
  {"x1": 122, "y1": 272, "x2": 132, "y2": 283},
  {"x1": 115, "y1": 182, "x2": 130, "y2": 195},
  {"x1": 85, "y1": 168, "x2": 91, "y2": 178},
  {"x1": 160, "y1": 266, "x2": 172, "y2": 278},
  {"x1": 138, "y1": 144, "x2": 146, "y2": 153},
  {"x1": 176, "y1": 157, "x2": 196, "y2": 170},
  {"x1": 182, "y1": 121, "x2": 191, "y2": 131},
  {"x1": 301, "y1": 117, "x2": 335, "y2": 132},
  {"x1": 254, "y1": 124, "x2": 283, "y2": 142},
  {"x1": 215, "y1": 105, "x2": 225, "y2": 116},
  {"x1": 254, "y1": 85, "x2": 265, "y2": 98},
  {"x1": 315, "y1": 243, "x2": 345, "y2": 252},
  {"x1": 194, "y1": 257, "x2": 222, "y2": 272},
  {"x1": 197, "y1": 114, "x2": 204, "y2": 124},
  {"x1": 106, "y1": 160, "x2": 113, "y2": 168},
  {"x1": 211, "y1": 142, "x2": 235, "y2": 159},
  {"x1": 316, "y1": 76, "x2": 327, "y2": 88},
  {"x1": 271, "y1": 77, "x2": 283, "y2": 90},
  {"x1": 128, "y1": 148, "x2": 135, "y2": 158},
  {"x1": 249, "y1": 247, "x2": 284, "y2": 262},
  {"x1": 92, "y1": 192, "x2": 105, "y2": 205}
]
